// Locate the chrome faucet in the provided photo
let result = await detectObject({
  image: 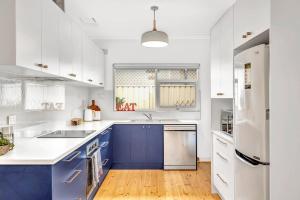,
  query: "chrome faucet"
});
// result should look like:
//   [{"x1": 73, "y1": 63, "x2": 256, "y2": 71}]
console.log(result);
[{"x1": 143, "y1": 113, "x2": 153, "y2": 121}]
